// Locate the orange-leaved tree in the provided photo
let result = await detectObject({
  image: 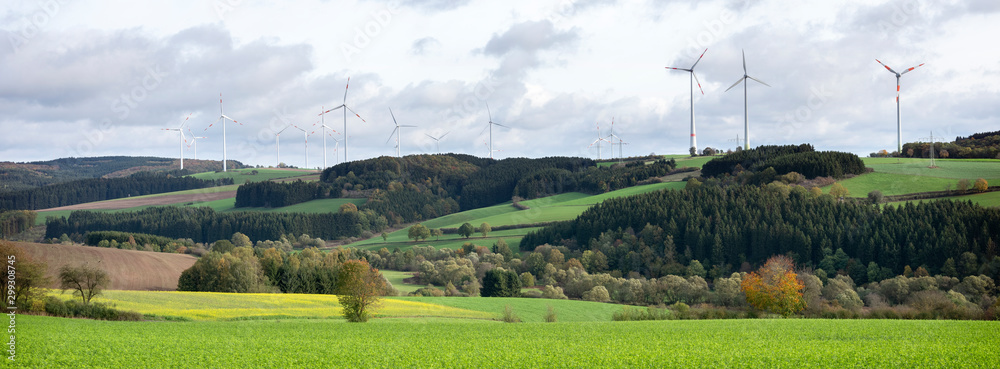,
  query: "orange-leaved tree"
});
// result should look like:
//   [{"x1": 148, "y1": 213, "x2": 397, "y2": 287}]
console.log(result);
[
  {"x1": 740, "y1": 255, "x2": 805, "y2": 317},
  {"x1": 336, "y1": 259, "x2": 387, "y2": 322}
]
